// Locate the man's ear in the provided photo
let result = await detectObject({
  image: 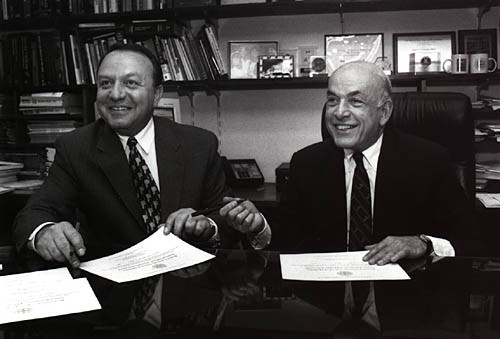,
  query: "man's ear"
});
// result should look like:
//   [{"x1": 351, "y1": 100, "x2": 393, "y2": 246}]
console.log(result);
[
  {"x1": 379, "y1": 99, "x2": 393, "y2": 127},
  {"x1": 153, "y1": 85, "x2": 164, "y2": 106}
]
